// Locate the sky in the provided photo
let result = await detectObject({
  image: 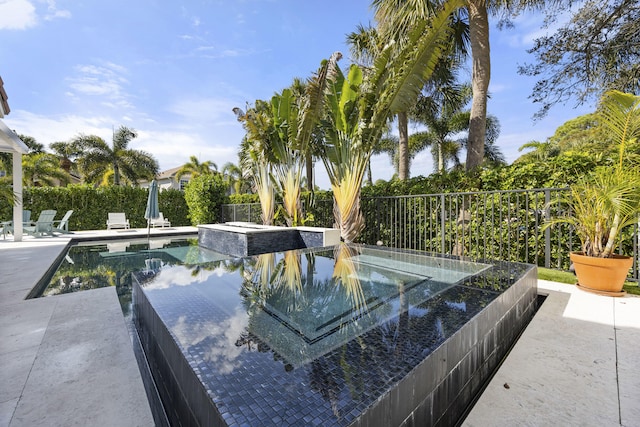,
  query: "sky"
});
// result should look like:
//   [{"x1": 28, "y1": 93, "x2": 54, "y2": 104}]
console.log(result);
[{"x1": 0, "y1": 0, "x2": 594, "y2": 190}]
